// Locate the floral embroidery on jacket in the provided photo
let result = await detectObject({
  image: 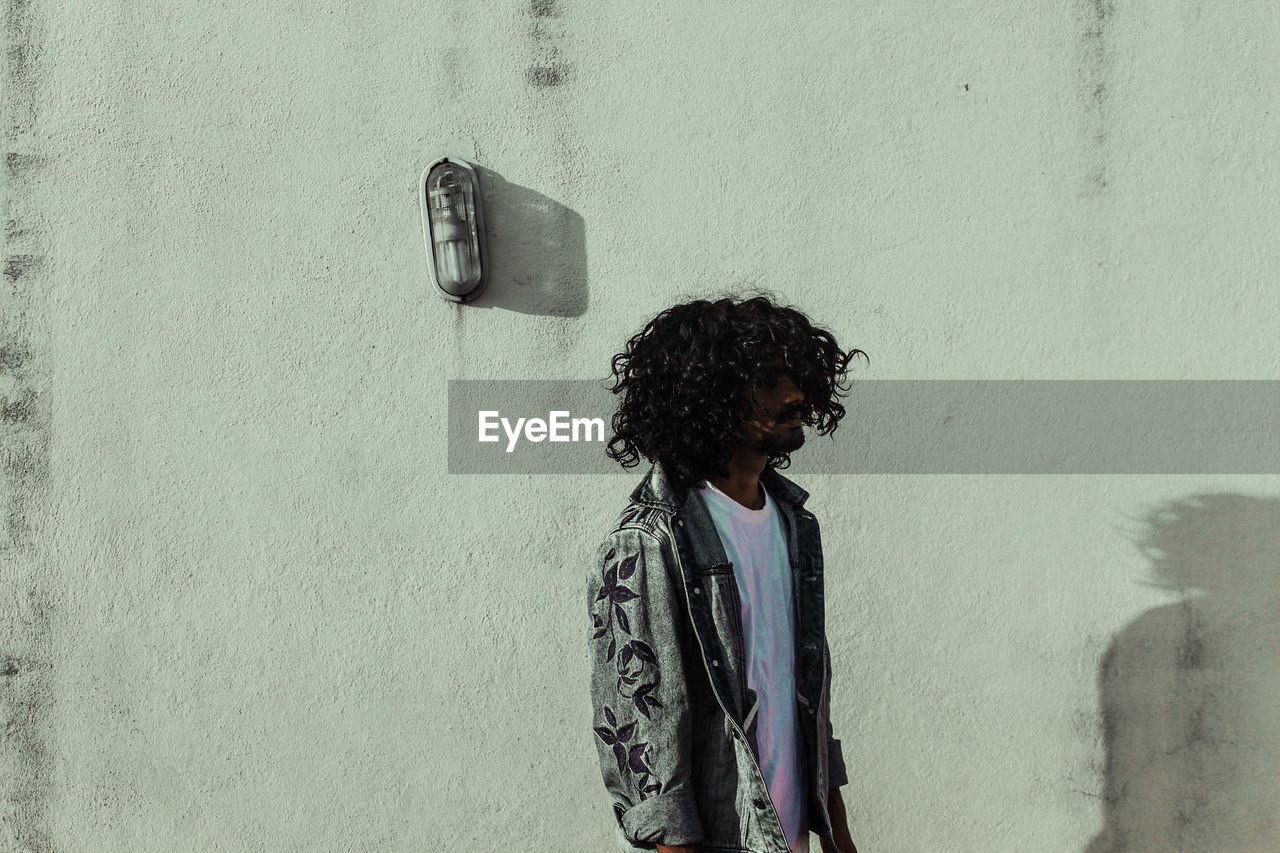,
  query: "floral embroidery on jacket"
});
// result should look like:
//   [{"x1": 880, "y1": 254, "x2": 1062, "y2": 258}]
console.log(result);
[
  {"x1": 594, "y1": 705, "x2": 663, "y2": 798},
  {"x1": 592, "y1": 544, "x2": 665, "y2": 799}
]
